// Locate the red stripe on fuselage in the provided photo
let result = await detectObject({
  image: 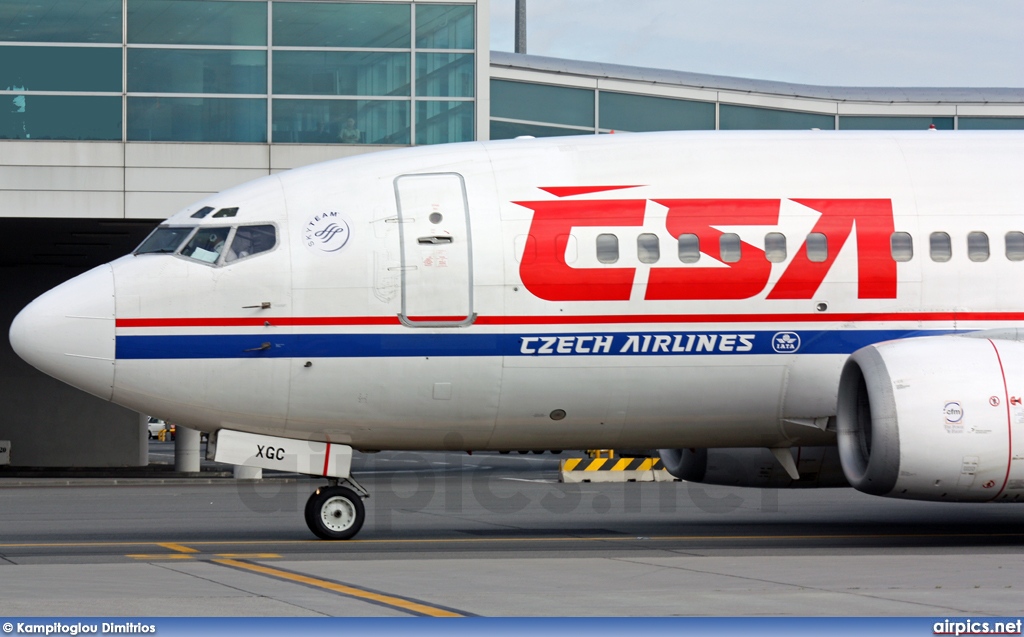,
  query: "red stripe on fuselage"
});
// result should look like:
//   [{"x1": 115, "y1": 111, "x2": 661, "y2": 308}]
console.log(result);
[{"x1": 115, "y1": 312, "x2": 1024, "y2": 329}]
